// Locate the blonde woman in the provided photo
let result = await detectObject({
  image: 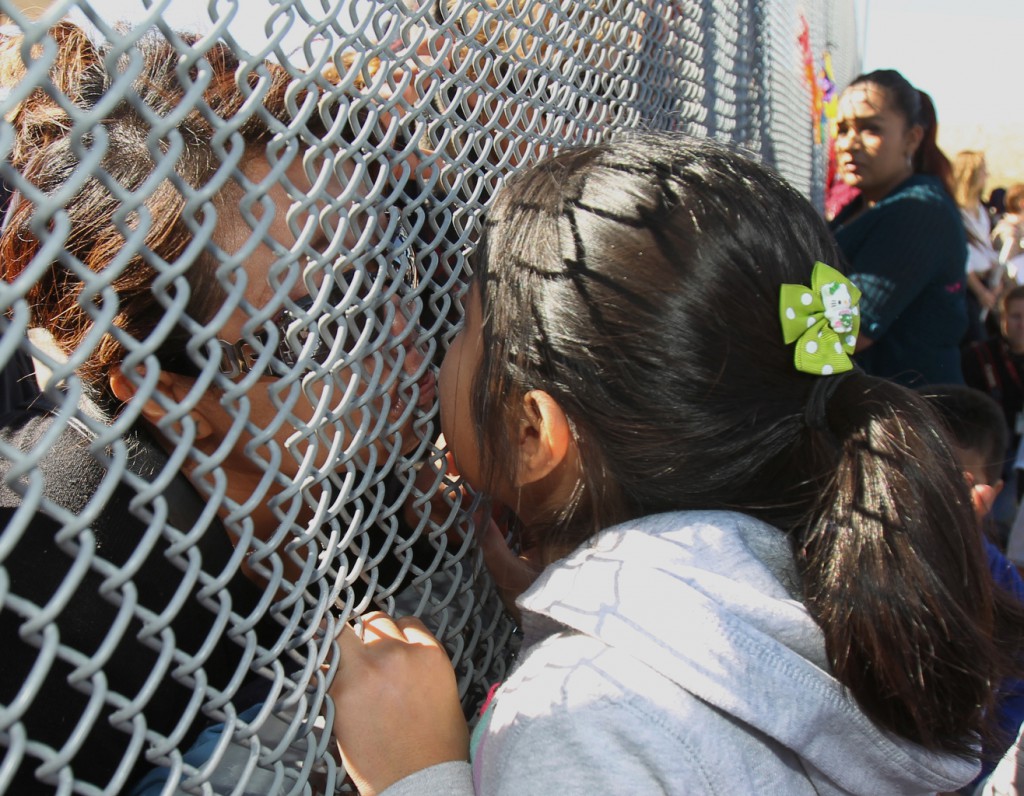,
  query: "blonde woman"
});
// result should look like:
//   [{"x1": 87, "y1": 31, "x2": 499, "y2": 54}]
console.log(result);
[{"x1": 954, "y1": 150, "x2": 1003, "y2": 339}]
